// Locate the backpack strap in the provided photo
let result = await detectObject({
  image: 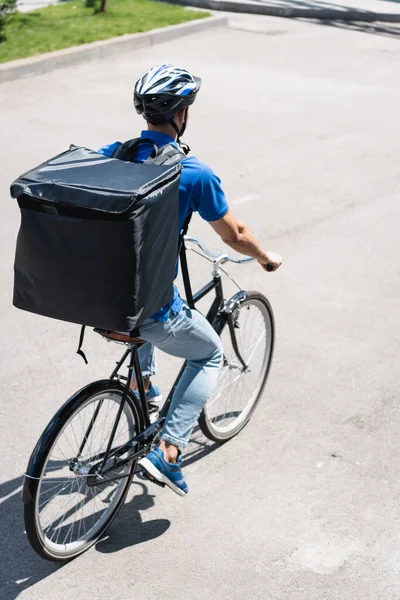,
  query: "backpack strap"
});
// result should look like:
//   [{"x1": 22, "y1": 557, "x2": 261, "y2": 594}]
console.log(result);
[
  {"x1": 76, "y1": 325, "x2": 88, "y2": 364},
  {"x1": 112, "y1": 138, "x2": 158, "y2": 162},
  {"x1": 145, "y1": 143, "x2": 187, "y2": 166},
  {"x1": 113, "y1": 138, "x2": 187, "y2": 166},
  {"x1": 179, "y1": 213, "x2": 194, "y2": 309}
]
